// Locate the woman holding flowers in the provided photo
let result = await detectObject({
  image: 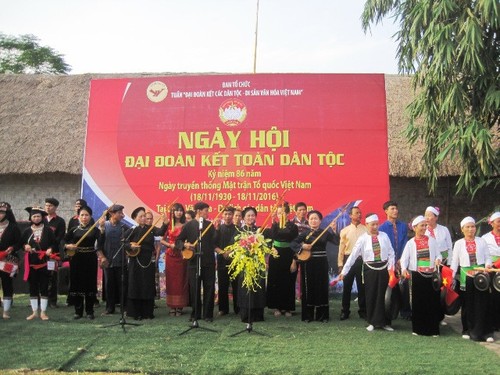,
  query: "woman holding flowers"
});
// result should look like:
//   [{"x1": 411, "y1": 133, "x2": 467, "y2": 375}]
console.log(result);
[
  {"x1": 291, "y1": 210, "x2": 339, "y2": 322},
  {"x1": 228, "y1": 206, "x2": 272, "y2": 323}
]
